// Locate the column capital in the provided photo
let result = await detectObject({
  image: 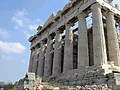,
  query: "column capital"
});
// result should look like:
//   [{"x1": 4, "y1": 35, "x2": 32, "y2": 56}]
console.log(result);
[
  {"x1": 64, "y1": 18, "x2": 74, "y2": 27},
  {"x1": 77, "y1": 12, "x2": 87, "y2": 20},
  {"x1": 107, "y1": 11, "x2": 114, "y2": 16},
  {"x1": 55, "y1": 30, "x2": 61, "y2": 35},
  {"x1": 91, "y1": 3, "x2": 101, "y2": 10},
  {"x1": 65, "y1": 22, "x2": 74, "y2": 27}
]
